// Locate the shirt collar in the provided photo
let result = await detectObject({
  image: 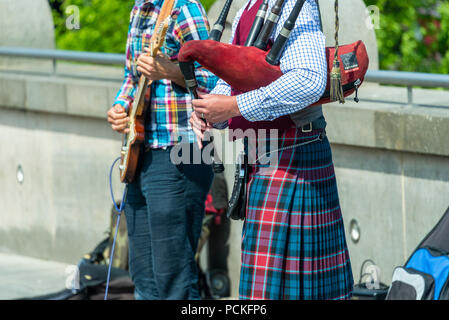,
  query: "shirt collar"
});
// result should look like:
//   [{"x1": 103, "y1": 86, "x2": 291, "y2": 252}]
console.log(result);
[{"x1": 136, "y1": 0, "x2": 164, "y2": 7}]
